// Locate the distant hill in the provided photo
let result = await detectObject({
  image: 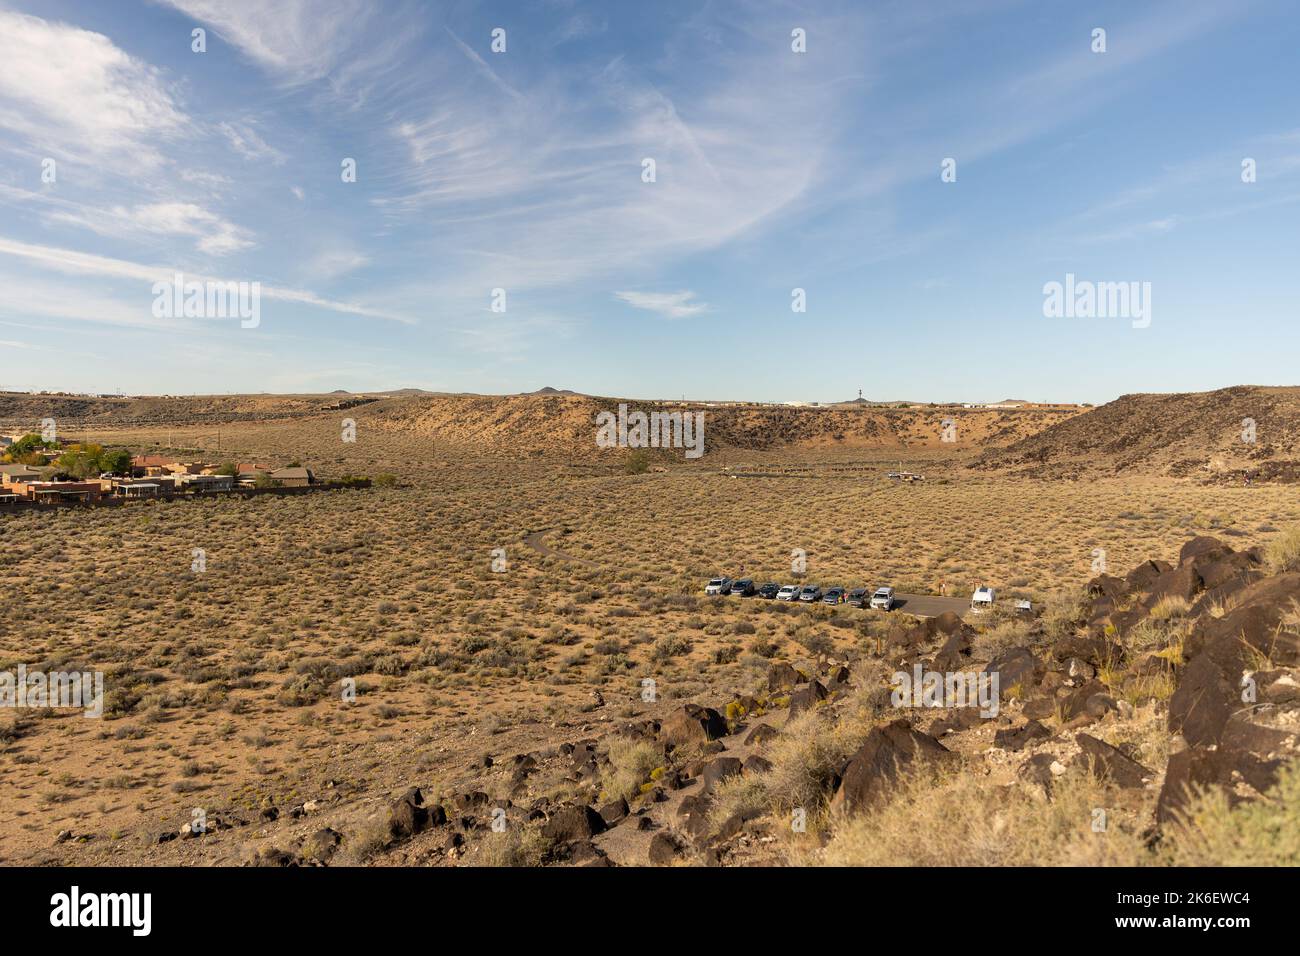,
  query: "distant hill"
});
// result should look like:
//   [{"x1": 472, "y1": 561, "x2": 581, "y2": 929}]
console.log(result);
[
  {"x1": 0, "y1": 389, "x2": 1084, "y2": 460},
  {"x1": 374, "y1": 393, "x2": 1081, "y2": 458},
  {"x1": 971, "y1": 385, "x2": 1300, "y2": 482},
  {"x1": 833, "y1": 396, "x2": 917, "y2": 407},
  {"x1": 527, "y1": 386, "x2": 578, "y2": 396}
]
